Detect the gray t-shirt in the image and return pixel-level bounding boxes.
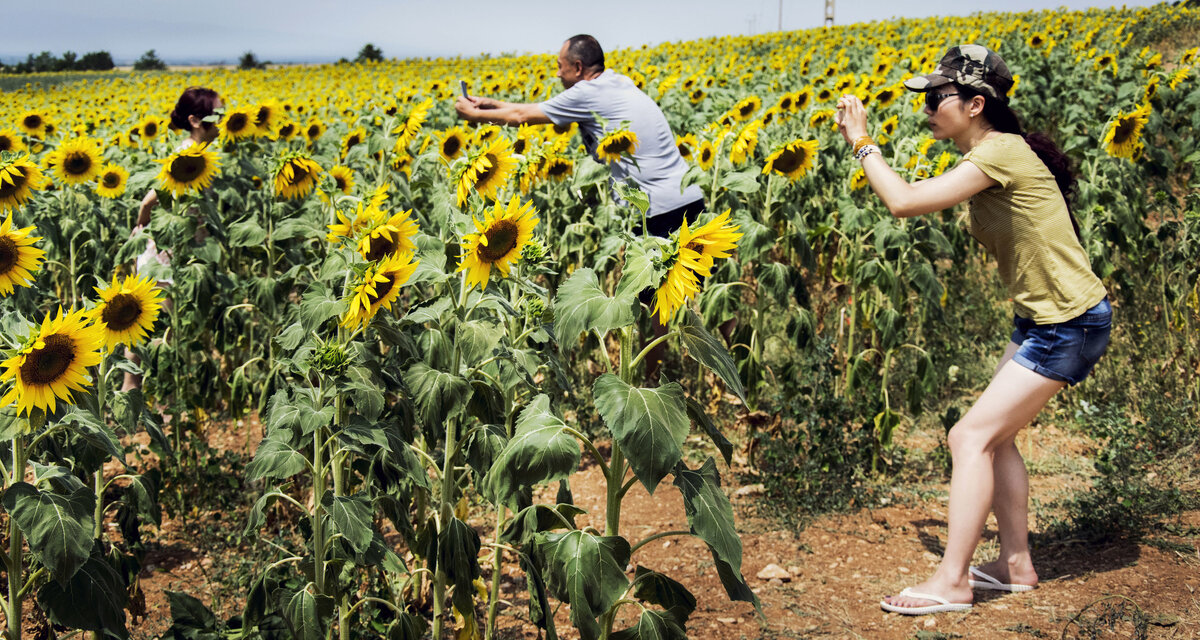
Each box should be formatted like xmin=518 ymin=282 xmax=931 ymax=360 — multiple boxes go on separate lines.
xmin=540 ymin=69 xmax=704 ymax=217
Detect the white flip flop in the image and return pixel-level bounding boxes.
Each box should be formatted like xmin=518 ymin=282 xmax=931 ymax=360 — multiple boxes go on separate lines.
xmin=969 ymin=566 xmax=1036 ymax=592
xmin=880 ymin=588 xmax=973 ymax=615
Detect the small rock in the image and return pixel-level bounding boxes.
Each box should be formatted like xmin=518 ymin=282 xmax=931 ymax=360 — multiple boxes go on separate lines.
xmin=717 ymin=617 xmax=736 ymax=624
xmin=769 ymin=578 xmax=783 ymax=585
xmin=787 ymin=565 xmax=802 ymax=576
xmin=924 ymin=617 xmax=937 ymax=628
xmin=756 ymin=564 xmax=791 ymax=581
xmin=734 ymin=484 xmax=765 ymax=497
xmin=662 ymin=540 xmax=671 ymax=548
xmin=898 ymin=567 xmax=910 ymax=573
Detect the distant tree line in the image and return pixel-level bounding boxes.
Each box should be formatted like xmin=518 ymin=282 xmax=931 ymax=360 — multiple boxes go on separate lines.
xmin=1 ymin=50 xmax=115 ymax=74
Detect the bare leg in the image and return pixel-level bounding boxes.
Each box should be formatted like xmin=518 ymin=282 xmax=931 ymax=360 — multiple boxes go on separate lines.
xmin=884 ymin=352 xmax=1063 ymax=608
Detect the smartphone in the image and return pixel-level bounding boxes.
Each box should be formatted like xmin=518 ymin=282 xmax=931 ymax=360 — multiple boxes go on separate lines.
xmin=460 ymin=80 xmax=469 ymax=99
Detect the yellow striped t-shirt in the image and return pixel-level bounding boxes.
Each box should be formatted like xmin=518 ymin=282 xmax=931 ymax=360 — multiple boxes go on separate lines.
xmin=964 ymin=133 xmax=1106 ymax=323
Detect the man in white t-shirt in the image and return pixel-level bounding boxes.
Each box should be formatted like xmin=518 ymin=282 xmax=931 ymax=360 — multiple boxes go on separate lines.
xmin=454 ymin=34 xmax=705 ymax=236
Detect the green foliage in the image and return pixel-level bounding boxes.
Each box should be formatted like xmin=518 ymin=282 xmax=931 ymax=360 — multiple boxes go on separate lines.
xmin=132 ymin=49 xmax=168 ymax=71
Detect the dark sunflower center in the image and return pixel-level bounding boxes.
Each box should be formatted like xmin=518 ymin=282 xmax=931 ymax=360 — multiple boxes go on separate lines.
xmin=366 ymin=274 xmax=398 ymax=306
xmin=442 ymin=136 xmax=461 ymax=156
xmin=23 ymin=115 xmax=42 ymax=130
xmin=884 ymin=121 xmax=896 ymax=135
xmin=796 ymin=95 xmax=810 ymax=109
xmin=288 ymin=162 xmax=310 ymax=185
xmin=818 ymin=89 xmax=832 ymax=100
xmin=701 ymin=148 xmax=713 ymax=162
xmin=227 ymin=113 xmax=249 ymax=132
xmin=878 ymin=90 xmax=894 ymax=103
xmin=738 ymin=102 xmax=756 ymax=117
xmin=255 ymin=107 xmax=271 ymax=126
xmin=691 ymin=90 xmax=703 ymax=100
xmin=547 ymin=160 xmax=569 ymax=176
xmin=1113 ymin=118 xmax=1138 ymax=144
xmin=307 ymin=125 xmax=321 ymax=139
xmin=513 ymin=138 xmax=526 ymax=155
xmin=334 ymin=174 xmax=348 ymax=191
xmin=64 ymin=151 xmax=92 ymax=176
xmin=0 ymin=167 xmax=25 ymax=199
xmin=169 ymin=155 xmax=207 ymax=183
xmin=20 ymin=333 xmax=75 ymax=385
xmin=0 ymin=236 xmax=17 ymax=273
xmin=780 ymin=97 xmax=793 ymax=110
xmin=0 ymin=136 xmax=12 ymax=151
xmin=144 ymin=122 xmax=158 ymax=137
xmin=772 ymin=148 xmax=804 ymax=173
xmin=603 ymin=137 xmax=632 ymax=155
xmin=102 ymin=292 xmax=143 ymax=331
xmin=102 ymin=172 xmax=121 ymax=188
xmin=473 ymin=153 xmax=498 ymax=187
xmin=477 ymin=220 xmax=519 ymax=262
xmin=280 ymin=124 xmax=295 ymax=137
xmin=365 ymin=233 xmax=396 ymax=262
xmin=347 ymin=135 xmax=362 ymax=148
xmin=678 ymin=143 xmax=692 ymax=158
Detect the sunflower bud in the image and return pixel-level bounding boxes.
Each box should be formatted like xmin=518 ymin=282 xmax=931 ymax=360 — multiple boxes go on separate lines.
xmin=307 ymin=342 xmax=351 ymax=378
xmin=523 ymin=296 xmax=547 ymax=323
xmin=519 ymin=237 xmax=547 ymax=266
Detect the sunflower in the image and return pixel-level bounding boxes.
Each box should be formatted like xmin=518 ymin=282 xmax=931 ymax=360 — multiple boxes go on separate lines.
xmin=329 ymin=165 xmax=355 ymax=194
xmin=0 ymin=154 xmax=48 ymax=212
xmin=94 ymin=163 xmax=129 ymax=199
xmin=730 ymin=95 xmax=761 ymax=122
xmin=1027 ymin=33 xmax=1048 ymax=49
xmin=0 ymin=307 xmax=104 ymax=416
xmin=933 ymin=151 xmax=955 ymax=176
xmin=138 ymin=116 xmax=165 ymax=142
xmin=89 ymin=274 xmax=163 ymax=351
xmin=341 ymin=251 xmax=419 ymax=329
xmin=878 ymin=115 xmax=899 ymax=143
xmin=728 ymin=121 xmax=761 ymax=165
xmin=762 ymin=139 xmax=820 ymax=180
xmin=815 ymin=87 xmax=835 ymax=103
xmin=873 ymin=85 xmax=901 ymax=108
xmin=457 ymin=195 xmax=539 ymax=290
xmin=675 ymin=133 xmax=698 ymax=161
xmin=1181 ymin=47 xmax=1199 ymax=67
xmin=18 ymin=111 xmax=48 ymax=137
xmin=454 ymin=137 xmax=517 ymax=206
xmin=850 ymin=168 xmax=868 ymax=191
xmin=652 ymin=260 xmax=700 ymax=325
xmin=304 ymin=119 xmax=327 ymax=145
xmin=809 ymin=109 xmax=835 ymax=128
xmin=1094 ymin=52 xmax=1118 ymax=76
xmin=541 ymin=156 xmax=573 ymax=181
xmin=1103 ymin=103 xmax=1151 ymax=159
xmin=1007 ymin=74 xmax=1020 ymax=98
xmin=473 ymin=124 xmax=502 ymax=146
xmin=597 ymin=129 xmax=638 ymax=164
xmin=253 ymin=101 xmax=280 ymax=135
xmin=0 ymin=130 xmax=26 ymax=154
xmin=0 ymin=215 xmax=45 ymax=295
xmin=276 ymin=121 xmax=299 ymax=140
xmin=357 ymin=208 xmax=419 ymax=261
xmin=439 ymin=127 xmax=469 ymax=163
xmin=511 ymin=125 xmax=538 ymax=156
xmin=341 ymin=127 xmax=367 ymax=158
xmin=390 ymin=152 xmax=413 ymax=177
xmin=221 ymin=106 xmax=258 ymax=141
xmin=392 ymin=99 xmax=431 ymax=151
xmin=689 ymin=88 xmax=706 ymax=104
xmin=676 ymin=209 xmax=743 ymax=278
xmin=326 ymin=202 xmax=375 ymax=245
xmin=1169 ymin=66 xmax=1190 ymax=90
xmin=46 ymin=136 xmax=103 ymax=185
xmin=697 ymin=139 xmax=716 ymax=170
xmin=156 ymin=143 xmax=221 ymax=197
xmin=776 ymin=92 xmax=796 ymax=113
xmin=272 ymin=151 xmax=323 ymax=200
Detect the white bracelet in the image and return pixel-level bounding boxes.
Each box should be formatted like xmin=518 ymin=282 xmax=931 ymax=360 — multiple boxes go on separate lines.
xmin=855 ymin=144 xmax=881 ymax=161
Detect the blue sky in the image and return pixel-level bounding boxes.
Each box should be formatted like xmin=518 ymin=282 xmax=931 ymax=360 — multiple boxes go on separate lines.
xmin=3 ymin=0 xmax=1163 ymax=65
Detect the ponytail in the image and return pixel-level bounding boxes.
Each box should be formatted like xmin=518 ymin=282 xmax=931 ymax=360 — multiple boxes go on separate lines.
xmin=957 ymin=84 xmax=1080 ymax=237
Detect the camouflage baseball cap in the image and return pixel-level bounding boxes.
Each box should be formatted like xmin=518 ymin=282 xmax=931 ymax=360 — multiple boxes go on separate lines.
xmin=904 ymin=44 xmax=1014 ymax=101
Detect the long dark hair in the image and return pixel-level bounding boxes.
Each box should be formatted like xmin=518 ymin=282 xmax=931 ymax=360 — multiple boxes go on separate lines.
xmin=169 ymin=86 xmax=219 ymax=132
xmin=956 ymin=84 xmax=1080 ymax=236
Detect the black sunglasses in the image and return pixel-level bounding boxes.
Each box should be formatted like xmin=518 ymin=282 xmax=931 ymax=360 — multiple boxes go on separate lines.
xmin=925 ymin=91 xmax=960 ymax=111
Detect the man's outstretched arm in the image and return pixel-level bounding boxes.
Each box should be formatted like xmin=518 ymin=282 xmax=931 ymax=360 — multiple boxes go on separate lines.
xmin=455 ymin=96 xmax=553 ymax=126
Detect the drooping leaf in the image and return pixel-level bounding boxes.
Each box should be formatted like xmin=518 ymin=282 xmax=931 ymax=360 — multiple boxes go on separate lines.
xmin=457 ymin=316 xmax=504 ymax=365
xmin=321 ymin=491 xmax=375 ymax=554
xmin=501 ymin=503 xmax=587 ymax=545
xmin=61 ymin=407 xmax=123 ymax=460
xmin=402 ymin=362 xmax=470 ymax=428
xmin=681 ymin=310 xmax=746 ymax=405
xmin=673 ymin=458 xmax=758 ymax=607
xmin=610 ymin=609 xmax=688 ymax=640
xmin=593 ymin=375 xmax=689 ymax=494
xmin=438 ymin=517 xmax=482 ymax=614
xmin=275 ymin=584 xmax=333 ymax=640
xmin=554 ymin=267 xmax=634 ymax=344
xmin=483 ymin=394 xmax=580 ymax=510
xmin=2 ymin=482 xmax=94 ymax=582
xmin=37 ymin=546 xmax=128 ymax=637
xmin=165 ymin=591 xmax=221 ymax=639
xmin=631 ymin=566 xmax=697 ymax=622
xmin=538 ymin=530 xmax=631 ymax=640
xmin=246 ymin=431 xmax=310 ymax=481
xmin=684 ymin=397 xmax=732 ymax=466
xmin=614 ymin=238 xmax=665 ymax=302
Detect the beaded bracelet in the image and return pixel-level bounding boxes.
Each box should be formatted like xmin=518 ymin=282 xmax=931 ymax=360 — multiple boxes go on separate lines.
xmin=855 ymin=144 xmax=881 ymax=160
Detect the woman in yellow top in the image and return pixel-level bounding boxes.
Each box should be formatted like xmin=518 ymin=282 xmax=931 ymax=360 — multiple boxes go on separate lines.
xmin=835 ymin=45 xmax=1111 ymax=615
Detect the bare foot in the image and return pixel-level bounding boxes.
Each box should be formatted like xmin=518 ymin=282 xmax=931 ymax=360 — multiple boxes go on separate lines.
xmin=974 ymin=556 xmax=1038 ymax=589
xmin=882 ymin=575 xmax=973 ymax=610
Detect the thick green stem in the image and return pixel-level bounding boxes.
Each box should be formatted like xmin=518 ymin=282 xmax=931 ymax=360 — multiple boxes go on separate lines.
xmin=332 ymin=386 xmax=349 ymax=640
xmin=312 ymin=424 xmax=327 ymax=597
xmin=484 ymin=509 xmax=505 ymax=640
xmin=93 ymin=356 xmax=110 ymax=539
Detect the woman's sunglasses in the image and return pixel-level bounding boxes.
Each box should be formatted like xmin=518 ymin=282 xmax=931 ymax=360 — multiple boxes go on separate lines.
xmin=925 ymin=91 xmax=960 ymax=111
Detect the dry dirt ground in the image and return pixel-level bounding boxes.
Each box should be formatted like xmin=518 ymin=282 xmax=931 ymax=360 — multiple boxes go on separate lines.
xmin=89 ymin=412 xmax=1200 ymax=640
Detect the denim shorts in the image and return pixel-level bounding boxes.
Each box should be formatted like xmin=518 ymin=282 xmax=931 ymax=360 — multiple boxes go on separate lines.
xmin=1010 ymin=297 xmax=1112 ymax=385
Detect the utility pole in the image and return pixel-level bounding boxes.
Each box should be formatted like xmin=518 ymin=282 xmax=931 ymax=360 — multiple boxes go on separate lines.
xmin=824 ymin=0 xmax=835 ymax=27
xmin=778 ymin=0 xmax=783 ymax=31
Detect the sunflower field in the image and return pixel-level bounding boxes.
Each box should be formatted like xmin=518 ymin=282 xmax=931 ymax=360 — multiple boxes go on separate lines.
xmin=0 ymin=3 xmax=1198 ymax=639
